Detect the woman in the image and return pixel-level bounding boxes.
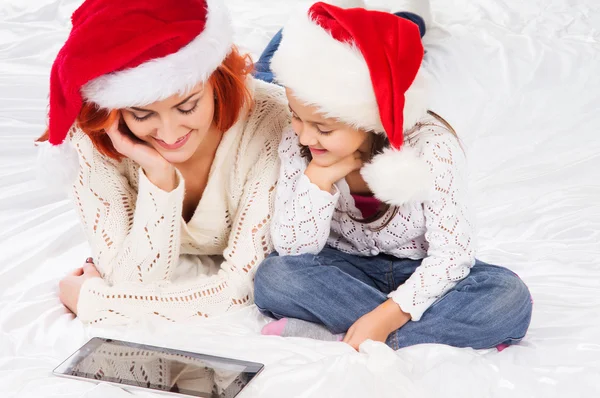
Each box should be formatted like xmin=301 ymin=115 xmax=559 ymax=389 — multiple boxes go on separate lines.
xmin=39 ymin=0 xmax=289 ymax=324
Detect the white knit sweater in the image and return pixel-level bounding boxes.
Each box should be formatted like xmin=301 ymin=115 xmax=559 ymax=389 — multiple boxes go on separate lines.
xmin=272 ymin=115 xmax=476 ymax=321
xmin=70 ymin=78 xmax=289 ymax=325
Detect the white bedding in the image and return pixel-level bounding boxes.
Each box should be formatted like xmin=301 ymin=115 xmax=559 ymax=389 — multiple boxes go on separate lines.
xmin=1 ymin=0 xmax=599 ymax=397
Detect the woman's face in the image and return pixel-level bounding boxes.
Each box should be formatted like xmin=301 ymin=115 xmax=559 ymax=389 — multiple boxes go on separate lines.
xmin=121 ymin=81 xmax=216 ymax=164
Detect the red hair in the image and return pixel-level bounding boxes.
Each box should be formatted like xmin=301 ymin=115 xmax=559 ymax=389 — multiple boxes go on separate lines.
xmin=38 ymin=47 xmax=254 ymax=161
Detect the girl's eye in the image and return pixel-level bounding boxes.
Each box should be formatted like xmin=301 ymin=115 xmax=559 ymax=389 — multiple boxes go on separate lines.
xmin=291 ymin=113 xmax=300 ymax=120
xmin=131 ymin=112 xmax=152 ymax=122
xmin=178 ymin=102 xmax=198 ymax=115
xmin=317 ymin=128 xmax=333 ymax=136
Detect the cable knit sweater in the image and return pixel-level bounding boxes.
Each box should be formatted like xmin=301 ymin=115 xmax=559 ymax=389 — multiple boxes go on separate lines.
xmin=70 ymin=78 xmax=289 ymax=324
xmin=271 ymin=115 xmax=476 ymax=321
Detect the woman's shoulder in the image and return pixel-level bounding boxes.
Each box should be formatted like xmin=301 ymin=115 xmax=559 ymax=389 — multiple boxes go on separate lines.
xmin=251 ymin=78 xmax=289 ymax=112
xmin=233 ymin=79 xmax=290 ymax=161
xmin=66 ymin=124 xmax=138 ymax=184
xmin=67 ymin=124 xmax=90 ymax=146
xmin=67 ymin=125 xmax=106 ymax=158
xmin=243 ymin=78 xmax=290 ymax=142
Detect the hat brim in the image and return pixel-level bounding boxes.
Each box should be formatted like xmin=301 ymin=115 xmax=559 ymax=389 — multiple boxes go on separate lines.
xmin=270 ymin=9 xmax=429 ymax=133
xmin=81 ymin=0 xmax=232 ymax=109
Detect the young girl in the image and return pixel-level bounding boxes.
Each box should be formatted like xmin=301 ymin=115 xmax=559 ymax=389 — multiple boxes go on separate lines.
xmin=253 ymin=1 xmax=533 ymax=351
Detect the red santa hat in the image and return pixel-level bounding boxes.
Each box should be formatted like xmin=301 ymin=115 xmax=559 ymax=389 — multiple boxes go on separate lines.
xmin=38 ymin=0 xmax=232 ymax=187
xmin=270 ymin=1 xmax=432 ymax=206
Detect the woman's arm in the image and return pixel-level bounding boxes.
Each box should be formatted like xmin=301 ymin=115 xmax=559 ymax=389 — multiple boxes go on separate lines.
xmin=69 ymin=127 xmax=184 ymax=284
xmin=74 ymin=131 xmax=280 ymax=324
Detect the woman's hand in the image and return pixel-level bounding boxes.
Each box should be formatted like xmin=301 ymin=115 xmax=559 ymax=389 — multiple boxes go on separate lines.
xmin=105 ymin=116 xmax=176 ymax=191
xmin=58 ymin=258 xmax=101 ymax=315
xmin=343 ymin=299 xmax=411 ymax=351
xmin=305 ymin=152 xmax=363 ymax=192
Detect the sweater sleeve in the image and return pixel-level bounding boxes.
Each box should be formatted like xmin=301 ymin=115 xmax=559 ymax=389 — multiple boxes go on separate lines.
xmin=270 ymin=127 xmax=338 ymax=255
xmin=69 ymin=127 xmax=184 ymax=284
xmin=388 ymin=131 xmax=476 ymax=321
xmin=75 ymin=128 xmax=280 ymax=325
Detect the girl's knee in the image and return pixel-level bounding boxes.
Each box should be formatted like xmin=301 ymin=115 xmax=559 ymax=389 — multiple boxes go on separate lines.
xmin=473 ymin=264 xmax=531 ymax=309
xmin=488 ymin=270 xmax=533 ymax=329
xmin=499 ymin=271 xmax=531 ymax=306
xmin=254 ymin=253 xmax=304 ymax=306
xmin=461 ymin=271 xmax=532 ymax=347
xmin=254 ymin=253 xmax=320 ymax=310
xmin=254 ymin=255 xmax=285 ymax=294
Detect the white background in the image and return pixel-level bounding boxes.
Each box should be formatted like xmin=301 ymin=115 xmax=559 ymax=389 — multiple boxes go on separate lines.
xmin=1 ymin=0 xmax=599 ymax=397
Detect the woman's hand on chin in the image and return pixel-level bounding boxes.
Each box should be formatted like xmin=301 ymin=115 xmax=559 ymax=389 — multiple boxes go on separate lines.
xmin=105 ymin=116 xmax=176 ymax=191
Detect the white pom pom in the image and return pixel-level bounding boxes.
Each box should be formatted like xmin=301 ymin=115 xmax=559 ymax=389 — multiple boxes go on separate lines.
xmin=36 ymin=141 xmax=80 ymax=192
xmin=360 ymin=146 xmax=432 ymax=206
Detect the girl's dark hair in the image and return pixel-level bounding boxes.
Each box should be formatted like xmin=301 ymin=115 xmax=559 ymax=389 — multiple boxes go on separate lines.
xmin=298 ymin=110 xmax=458 ymax=229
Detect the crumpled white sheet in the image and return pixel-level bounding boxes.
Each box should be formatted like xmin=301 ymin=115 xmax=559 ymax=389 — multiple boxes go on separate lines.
xmin=1 ymin=0 xmax=600 ymax=397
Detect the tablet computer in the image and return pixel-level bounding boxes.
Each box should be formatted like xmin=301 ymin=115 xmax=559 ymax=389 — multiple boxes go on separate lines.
xmin=53 ymin=337 xmax=264 ymax=398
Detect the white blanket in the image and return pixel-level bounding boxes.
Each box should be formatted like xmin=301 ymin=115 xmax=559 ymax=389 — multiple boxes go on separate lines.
xmin=1 ymin=0 xmax=599 ymax=397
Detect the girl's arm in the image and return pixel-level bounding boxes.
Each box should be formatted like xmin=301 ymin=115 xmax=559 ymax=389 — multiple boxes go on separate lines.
xmin=389 ymin=129 xmax=476 ymax=321
xmin=75 ymin=137 xmax=280 ymax=324
xmin=270 ymin=127 xmax=338 ymax=255
xmin=69 ymin=127 xmax=184 ymax=284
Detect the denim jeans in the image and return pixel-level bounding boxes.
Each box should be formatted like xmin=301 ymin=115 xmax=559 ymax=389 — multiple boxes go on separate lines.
xmin=253 ymin=12 xmax=427 ymax=85
xmin=254 ymin=247 xmax=533 ymax=350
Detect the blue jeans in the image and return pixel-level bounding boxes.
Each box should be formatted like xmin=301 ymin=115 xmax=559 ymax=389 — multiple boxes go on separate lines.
xmin=254 ymin=247 xmax=533 ymax=350
xmin=253 ymin=12 xmax=427 ymax=85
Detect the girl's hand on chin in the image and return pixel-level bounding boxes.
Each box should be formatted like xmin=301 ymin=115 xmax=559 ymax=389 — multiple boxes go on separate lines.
xmin=305 ymin=152 xmax=363 ymax=192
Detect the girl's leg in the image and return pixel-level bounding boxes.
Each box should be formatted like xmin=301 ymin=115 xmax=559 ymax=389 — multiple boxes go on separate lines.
xmin=253 ymin=6 xmax=427 ymax=85
xmin=386 ymin=260 xmax=533 ymax=350
xmin=253 ymin=30 xmax=283 ymax=84
xmin=254 ymin=247 xmax=395 ymax=334
xmin=394 ymin=12 xmax=426 ymax=38
xmin=388 ymin=0 xmax=432 ymax=32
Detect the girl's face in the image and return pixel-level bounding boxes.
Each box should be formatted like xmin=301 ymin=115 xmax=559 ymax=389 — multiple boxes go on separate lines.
xmin=121 ymin=81 xmax=216 ymax=164
xmin=286 ymin=88 xmax=372 ymax=167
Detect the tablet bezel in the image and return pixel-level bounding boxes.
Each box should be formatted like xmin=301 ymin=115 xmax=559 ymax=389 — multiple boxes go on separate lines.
xmin=53 ymin=337 xmax=264 ymax=398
